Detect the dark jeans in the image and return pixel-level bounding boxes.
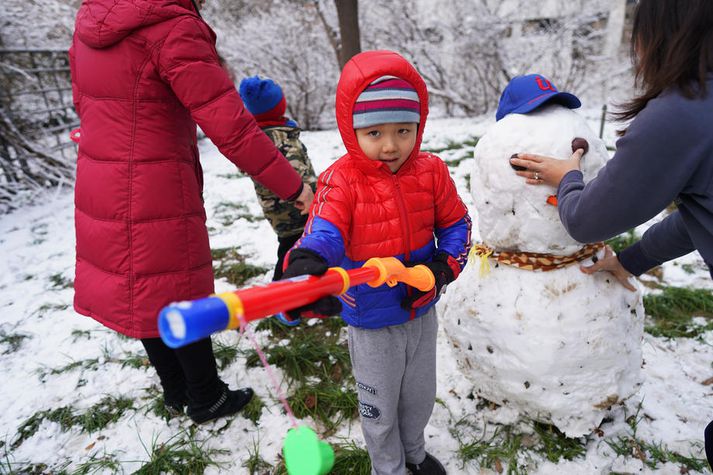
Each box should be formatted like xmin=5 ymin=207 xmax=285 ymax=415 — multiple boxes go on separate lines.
xmin=141 ymin=337 xmax=222 ymax=406
xmin=273 ymin=233 xmax=302 ymax=281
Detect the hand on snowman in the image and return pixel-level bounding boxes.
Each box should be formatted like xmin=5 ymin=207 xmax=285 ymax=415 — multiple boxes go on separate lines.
xmin=401 ymin=253 xmax=459 ymax=310
xmin=580 ymin=245 xmax=637 ymax=292
xmin=509 ymin=138 xmax=588 ymax=188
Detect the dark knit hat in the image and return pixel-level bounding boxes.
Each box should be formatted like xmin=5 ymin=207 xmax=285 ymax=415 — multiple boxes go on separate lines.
xmin=353 ymin=76 xmax=420 ymax=129
xmin=238 ymin=75 xmax=287 ymax=121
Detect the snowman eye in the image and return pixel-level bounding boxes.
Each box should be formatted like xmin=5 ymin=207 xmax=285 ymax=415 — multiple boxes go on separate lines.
xmin=571 ymin=137 xmax=589 ymax=154
xmin=509 ymin=154 xmax=527 ymax=171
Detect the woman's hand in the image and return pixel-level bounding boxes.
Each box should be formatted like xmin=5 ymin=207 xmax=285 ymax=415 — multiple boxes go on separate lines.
xmin=509 ymin=148 xmax=585 ymax=188
xmin=580 ymin=245 xmax=637 ymax=292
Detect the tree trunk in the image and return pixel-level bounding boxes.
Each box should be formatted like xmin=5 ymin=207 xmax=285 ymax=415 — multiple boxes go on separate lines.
xmin=334 ymin=0 xmax=361 ymax=70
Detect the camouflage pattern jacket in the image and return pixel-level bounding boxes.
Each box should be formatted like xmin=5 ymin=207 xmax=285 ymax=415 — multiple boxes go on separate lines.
xmin=253 ymin=126 xmax=318 ymax=238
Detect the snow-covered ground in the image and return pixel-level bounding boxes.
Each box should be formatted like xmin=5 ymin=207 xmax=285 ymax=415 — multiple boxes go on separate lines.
xmin=1 ymin=114 xmax=712 ymax=474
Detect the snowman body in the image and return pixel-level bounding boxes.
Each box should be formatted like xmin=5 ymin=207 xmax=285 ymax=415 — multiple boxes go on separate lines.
xmin=442 ymin=105 xmax=644 ymax=437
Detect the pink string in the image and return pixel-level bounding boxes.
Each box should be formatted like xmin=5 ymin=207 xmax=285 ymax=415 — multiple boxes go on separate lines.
xmin=240 ymin=319 xmax=298 ymax=428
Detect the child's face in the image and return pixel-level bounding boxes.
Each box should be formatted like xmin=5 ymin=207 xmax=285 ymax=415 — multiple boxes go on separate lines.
xmin=355 ymin=122 xmax=418 ymax=173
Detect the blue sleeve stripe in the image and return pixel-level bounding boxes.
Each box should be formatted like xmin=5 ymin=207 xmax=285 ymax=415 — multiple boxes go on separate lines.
xmin=436 ymin=215 xmax=472 ymax=270
xmin=296 ymin=216 xmax=345 ymax=266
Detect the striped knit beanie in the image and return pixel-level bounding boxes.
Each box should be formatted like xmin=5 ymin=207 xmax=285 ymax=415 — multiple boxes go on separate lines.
xmin=353 ymin=76 xmax=420 ymax=129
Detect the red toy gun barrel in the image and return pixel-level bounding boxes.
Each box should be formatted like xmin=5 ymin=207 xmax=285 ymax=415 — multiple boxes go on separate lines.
xmin=158 ymin=257 xmax=434 ymax=348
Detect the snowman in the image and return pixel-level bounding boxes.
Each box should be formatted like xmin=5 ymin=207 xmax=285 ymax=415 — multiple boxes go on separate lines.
xmin=441 ymin=74 xmax=644 ymax=437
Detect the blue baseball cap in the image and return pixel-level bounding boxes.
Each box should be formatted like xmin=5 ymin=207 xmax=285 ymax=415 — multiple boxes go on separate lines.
xmin=495 ymin=74 xmax=581 ymax=121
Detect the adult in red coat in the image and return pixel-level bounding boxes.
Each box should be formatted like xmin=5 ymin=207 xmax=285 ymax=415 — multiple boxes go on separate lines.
xmin=69 ymin=0 xmax=313 ymax=423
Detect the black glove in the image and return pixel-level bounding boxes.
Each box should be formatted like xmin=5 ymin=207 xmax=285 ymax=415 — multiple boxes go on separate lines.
xmin=281 ymin=248 xmax=342 ymax=320
xmin=401 ymin=253 xmax=458 ymax=310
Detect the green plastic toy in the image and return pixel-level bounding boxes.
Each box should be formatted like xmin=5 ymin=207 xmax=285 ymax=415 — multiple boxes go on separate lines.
xmin=283 ymin=425 xmax=335 ymax=475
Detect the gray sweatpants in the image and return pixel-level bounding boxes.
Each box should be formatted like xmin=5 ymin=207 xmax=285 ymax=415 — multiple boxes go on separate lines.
xmin=347 ymin=307 xmax=438 ymax=475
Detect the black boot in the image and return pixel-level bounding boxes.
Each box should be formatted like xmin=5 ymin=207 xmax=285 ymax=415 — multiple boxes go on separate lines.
xmin=705 ymin=419 xmax=713 ymax=470
xmin=163 ymin=389 xmax=189 ymax=417
xmin=187 ymin=384 xmax=254 ymax=424
xmin=406 ymin=452 xmax=446 ymax=475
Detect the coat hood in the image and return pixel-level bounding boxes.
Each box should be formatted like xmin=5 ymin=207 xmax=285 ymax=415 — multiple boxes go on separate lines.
xmin=335 ymin=50 xmax=429 ymax=172
xmin=75 ymin=0 xmax=198 ymax=48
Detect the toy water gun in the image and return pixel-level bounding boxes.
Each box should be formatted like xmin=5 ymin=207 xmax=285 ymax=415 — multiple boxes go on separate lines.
xmin=158 ymin=256 xmax=435 ymax=349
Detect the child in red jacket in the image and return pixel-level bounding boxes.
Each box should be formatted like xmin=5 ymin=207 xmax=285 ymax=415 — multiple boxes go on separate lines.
xmin=282 ymin=51 xmax=471 ymax=475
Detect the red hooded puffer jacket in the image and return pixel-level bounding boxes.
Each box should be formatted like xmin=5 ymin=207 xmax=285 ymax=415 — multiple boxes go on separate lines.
xmin=69 ymin=0 xmax=302 ymax=338
xmin=316 ymin=50 xmax=467 ymax=261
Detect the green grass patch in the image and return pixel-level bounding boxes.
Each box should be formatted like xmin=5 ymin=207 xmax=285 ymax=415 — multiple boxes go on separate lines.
xmin=217 ymin=172 xmax=246 ymax=179
xmin=445 ymin=153 xmax=472 ymax=168
xmin=0 ymin=331 xmax=30 ymax=354
xmin=643 ymin=286 xmax=713 ymax=338
xmin=532 ymin=422 xmax=586 ymax=463
xmin=332 ymin=441 xmax=371 ymax=474
xmin=140 ymin=385 xmax=183 ymax=422
xmin=212 ymin=340 xmax=239 ymax=370
xmin=606 ymin=436 xmax=708 ymax=472
xmin=681 ymin=263 xmax=696 ymax=274
xmin=605 ymin=229 xmax=638 ymax=253
xmin=248 ymin=316 xmax=354 ymax=431
xmin=423 ymin=136 xmax=479 ymax=154
xmin=288 ymin=380 xmax=358 ymax=432
xmin=13 ymin=396 xmax=134 ymax=449
xmin=242 ymin=437 xmax=274 ymax=474
xmin=34 ymin=302 xmax=70 ymax=317
xmin=452 ymin=418 xmax=586 ymax=474
xmin=134 ymin=429 xmax=229 ymax=474
xmin=212 ymin=247 xmax=269 ymax=287
xmin=48 ymin=272 xmax=73 ymax=289
xmin=0 ymin=461 xmax=69 ymax=474
xmin=254 ymin=313 xmax=346 ymax=337
xmin=243 ymin=332 xmax=351 ymax=385
xmin=72 ymin=452 xmax=122 ymax=474
xmin=213 ymin=201 xmax=260 ymax=226
xmin=116 ymin=351 xmax=151 ymax=369
xmin=241 ymin=394 xmax=265 ymax=425
xmin=42 ymin=357 xmax=100 ymax=378
xmin=455 ymin=423 xmax=528 ymax=474
xmin=30 ymin=223 xmax=48 ymax=245
xmin=39 ymin=351 xmax=150 ymax=380
xmin=604 ymin=404 xmax=707 ymax=472
xmin=70 ymin=329 xmax=92 ymax=341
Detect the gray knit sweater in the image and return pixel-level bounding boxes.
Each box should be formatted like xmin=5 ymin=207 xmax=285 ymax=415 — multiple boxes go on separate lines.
xmin=557 ymin=78 xmax=713 ymax=278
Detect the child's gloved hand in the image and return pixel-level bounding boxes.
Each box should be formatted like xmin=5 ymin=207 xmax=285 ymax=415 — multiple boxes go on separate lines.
xmin=401 ymin=253 xmax=460 ymax=310
xmin=281 ymin=248 xmax=342 ymax=321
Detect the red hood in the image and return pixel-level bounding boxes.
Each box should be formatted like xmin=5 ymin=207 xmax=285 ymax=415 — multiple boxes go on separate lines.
xmin=336 ymin=50 xmax=429 ymax=173
xmin=75 ymin=0 xmax=199 ymax=48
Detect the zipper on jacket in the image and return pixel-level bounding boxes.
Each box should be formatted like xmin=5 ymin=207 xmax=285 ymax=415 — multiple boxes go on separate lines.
xmin=392 ymin=175 xmax=417 ymax=319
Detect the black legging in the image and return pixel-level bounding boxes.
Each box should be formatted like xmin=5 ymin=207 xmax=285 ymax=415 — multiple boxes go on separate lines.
xmin=705 ymin=420 xmax=713 ymax=470
xmin=141 ymin=337 xmax=222 ymax=406
xmin=273 ymin=233 xmax=303 ymax=281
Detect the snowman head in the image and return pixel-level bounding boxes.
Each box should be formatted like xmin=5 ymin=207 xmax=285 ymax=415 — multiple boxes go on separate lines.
xmin=472 ymin=78 xmax=608 ymax=255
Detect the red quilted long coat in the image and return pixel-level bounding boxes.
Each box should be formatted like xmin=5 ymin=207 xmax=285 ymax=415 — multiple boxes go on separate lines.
xmin=69 ymin=0 xmax=302 ymax=338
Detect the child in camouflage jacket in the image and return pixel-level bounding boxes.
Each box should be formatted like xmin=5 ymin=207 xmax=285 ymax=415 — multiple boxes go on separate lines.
xmin=238 ymin=76 xmax=318 ymax=283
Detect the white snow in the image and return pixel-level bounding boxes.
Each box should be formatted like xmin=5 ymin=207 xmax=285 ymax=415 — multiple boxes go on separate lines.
xmin=0 ymin=115 xmax=711 ymax=473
